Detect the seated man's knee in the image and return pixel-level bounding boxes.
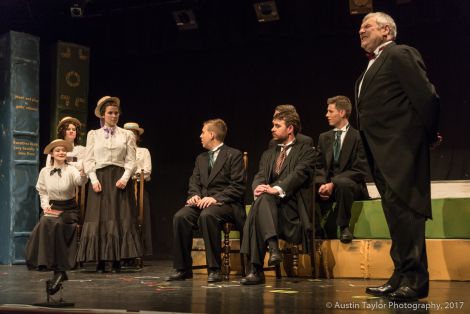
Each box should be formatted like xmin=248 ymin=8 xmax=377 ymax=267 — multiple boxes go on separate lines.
xmin=334 ymin=178 xmax=355 ymax=191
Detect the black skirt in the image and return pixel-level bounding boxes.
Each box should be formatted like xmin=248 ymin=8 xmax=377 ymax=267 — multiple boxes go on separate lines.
xmin=77 ymin=165 xmax=143 ymax=262
xmin=25 ymin=199 xmax=79 ymax=271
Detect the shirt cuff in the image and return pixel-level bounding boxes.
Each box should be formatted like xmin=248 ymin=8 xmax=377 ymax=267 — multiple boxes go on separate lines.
xmin=120 ymin=169 xmax=132 ymax=183
xmin=89 ymin=172 xmax=98 ymax=185
xmin=273 ymin=186 xmax=286 ymax=198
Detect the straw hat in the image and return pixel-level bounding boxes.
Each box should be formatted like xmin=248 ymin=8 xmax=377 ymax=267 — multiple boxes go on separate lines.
xmin=95 ymin=96 xmax=120 ymax=118
xmin=57 ymin=116 xmax=81 ymax=129
xmin=43 ymin=139 xmax=73 ymax=155
xmin=123 ymin=122 xmax=144 ymax=135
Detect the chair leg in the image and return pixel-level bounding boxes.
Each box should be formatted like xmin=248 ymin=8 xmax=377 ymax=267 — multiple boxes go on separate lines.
xmin=222 ymin=223 xmax=231 ymax=281
xmin=275 ymin=264 xmax=282 ymax=279
xmin=292 ymin=245 xmax=299 ymax=277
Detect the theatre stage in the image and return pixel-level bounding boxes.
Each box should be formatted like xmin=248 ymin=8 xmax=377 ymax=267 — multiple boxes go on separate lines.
xmin=0 ymin=260 xmax=469 ymax=314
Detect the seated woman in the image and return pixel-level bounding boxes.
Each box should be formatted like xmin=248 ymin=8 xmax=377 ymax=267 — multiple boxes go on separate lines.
xmin=25 ymin=139 xmax=87 ymax=295
xmin=46 ymin=116 xmax=86 ymax=171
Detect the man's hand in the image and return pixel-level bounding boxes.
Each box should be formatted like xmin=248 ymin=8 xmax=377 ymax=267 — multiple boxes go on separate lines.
xmin=92 ymin=182 xmax=102 ymax=193
xmin=254 ymin=184 xmax=279 ymax=196
xmin=197 ymin=197 xmax=217 ymax=209
xmin=430 ymin=132 xmax=443 ymax=150
xmin=186 ymin=195 xmax=201 ymax=206
xmin=318 ymin=183 xmax=334 ymax=200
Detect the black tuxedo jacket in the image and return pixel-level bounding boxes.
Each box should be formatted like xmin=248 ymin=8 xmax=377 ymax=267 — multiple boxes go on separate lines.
xmin=252 ymin=141 xmax=316 ymax=251
xmin=355 ymin=42 xmax=439 ymax=217
xmin=315 ymin=126 xmax=369 ymax=198
xmin=188 ymin=144 xmax=246 ymax=229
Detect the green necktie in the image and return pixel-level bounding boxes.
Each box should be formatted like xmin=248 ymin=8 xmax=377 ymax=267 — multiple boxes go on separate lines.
xmin=333 ymin=130 xmax=342 ymax=162
xmin=208 ymin=151 xmax=215 ymax=172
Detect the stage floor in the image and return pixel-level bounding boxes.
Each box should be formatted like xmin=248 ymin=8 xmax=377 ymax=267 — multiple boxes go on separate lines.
xmin=0 ymin=260 xmax=469 ymax=313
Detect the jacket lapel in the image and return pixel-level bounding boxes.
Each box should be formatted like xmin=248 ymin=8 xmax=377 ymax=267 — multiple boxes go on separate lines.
xmin=339 ymin=130 xmax=354 ymax=171
xmin=207 ymin=145 xmax=227 ymax=184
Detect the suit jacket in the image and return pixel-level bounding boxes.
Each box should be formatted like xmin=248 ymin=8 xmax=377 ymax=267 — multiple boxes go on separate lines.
xmin=252 ymin=141 xmax=316 ymax=251
xmin=269 ymin=132 xmax=314 ymax=148
xmin=355 ymin=42 xmax=439 ymax=218
xmin=188 ymin=144 xmax=246 ymax=230
xmin=315 ymin=126 xmax=369 ymax=199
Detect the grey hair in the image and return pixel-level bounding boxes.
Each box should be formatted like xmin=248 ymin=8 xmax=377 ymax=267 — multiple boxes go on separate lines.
xmin=363 ymin=12 xmax=397 ymax=39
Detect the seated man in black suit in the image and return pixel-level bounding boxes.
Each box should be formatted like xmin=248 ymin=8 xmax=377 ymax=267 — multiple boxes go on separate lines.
xmin=269 ymin=104 xmax=314 ymax=147
xmin=166 ymin=119 xmax=246 ymax=283
xmin=315 ymin=96 xmax=369 ymax=243
xmin=240 ymin=111 xmax=315 ymax=285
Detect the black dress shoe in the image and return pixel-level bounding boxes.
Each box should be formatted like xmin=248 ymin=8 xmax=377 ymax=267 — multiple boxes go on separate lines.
xmin=96 ymin=261 xmax=106 ymax=273
xmin=268 ymin=248 xmax=283 ymax=266
xmin=111 ymin=261 xmax=121 ymax=273
xmin=340 ymin=227 xmax=353 ymax=243
xmin=207 ymin=270 xmax=224 ymax=283
xmin=165 ymin=270 xmax=193 ymax=281
xmin=366 ymin=283 xmax=396 ymax=296
xmin=47 ymin=271 xmax=68 ymax=295
xmin=386 ymin=286 xmax=420 ymax=302
xmin=240 ymin=271 xmax=265 ymax=285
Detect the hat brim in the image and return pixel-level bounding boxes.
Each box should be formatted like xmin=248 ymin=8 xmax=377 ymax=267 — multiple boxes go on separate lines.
xmin=127 ymin=127 xmax=144 ymax=135
xmin=58 ymin=117 xmax=81 ymax=129
xmin=43 ymin=140 xmax=73 ymax=155
xmin=95 ymin=96 xmax=120 ymax=118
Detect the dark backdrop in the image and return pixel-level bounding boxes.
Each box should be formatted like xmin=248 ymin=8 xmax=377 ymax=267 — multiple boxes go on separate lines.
xmin=2 ymin=0 xmax=469 ymax=258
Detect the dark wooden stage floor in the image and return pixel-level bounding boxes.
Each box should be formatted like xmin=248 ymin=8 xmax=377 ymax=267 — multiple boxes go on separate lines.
xmin=0 ymin=260 xmax=468 ymax=313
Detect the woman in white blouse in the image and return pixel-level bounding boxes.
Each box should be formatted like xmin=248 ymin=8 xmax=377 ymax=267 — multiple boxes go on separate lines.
xmin=46 ymin=116 xmax=86 ymax=171
xmin=77 ymin=96 xmax=142 ymax=273
xmin=124 ymin=122 xmax=153 ymax=258
xmin=25 ymin=139 xmax=87 ymax=296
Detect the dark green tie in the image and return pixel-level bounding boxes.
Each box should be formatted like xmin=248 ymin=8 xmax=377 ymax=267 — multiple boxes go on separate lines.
xmin=333 ymin=130 xmax=342 ymax=162
xmin=208 ymin=151 xmax=215 ymax=172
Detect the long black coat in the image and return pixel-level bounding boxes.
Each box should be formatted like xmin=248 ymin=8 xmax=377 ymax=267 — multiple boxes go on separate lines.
xmin=355 ymin=42 xmax=439 ymax=218
xmin=251 ymin=141 xmax=316 ymax=252
xmin=187 ymin=144 xmax=246 ymax=230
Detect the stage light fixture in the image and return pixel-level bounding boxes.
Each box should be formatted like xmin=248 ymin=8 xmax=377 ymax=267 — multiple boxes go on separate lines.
xmin=70 ymin=3 xmax=84 ymax=17
xmin=173 ymin=9 xmax=198 ymax=30
xmin=253 ymin=1 xmax=280 ymax=23
xmin=349 ymin=0 xmax=373 ymax=15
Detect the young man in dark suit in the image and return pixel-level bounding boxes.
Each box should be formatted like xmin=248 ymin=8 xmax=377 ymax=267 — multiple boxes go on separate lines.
xmin=166 ymin=119 xmax=246 ymax=283
xmin=240 ymin=111 xmax=315 ymax=285
xmin=315 ymin=96 xmax=369 ymax=243
xmin=356 ymin=12 xmax=440 ymax=301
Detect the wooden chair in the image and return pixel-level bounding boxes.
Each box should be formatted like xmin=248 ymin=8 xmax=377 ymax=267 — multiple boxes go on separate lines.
xmin=133 ymin=169 xmax=145 ymax=268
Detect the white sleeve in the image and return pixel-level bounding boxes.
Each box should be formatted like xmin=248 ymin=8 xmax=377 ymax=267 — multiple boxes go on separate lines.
xmin=36 ymin=168 xmax=50 ymax=210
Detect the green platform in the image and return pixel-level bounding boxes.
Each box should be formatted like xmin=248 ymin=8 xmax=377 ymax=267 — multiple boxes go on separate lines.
xmin=227 ymin=199 xmax=470 ymax=239
xmin=350 ymin=198 xmax=470 ymax=239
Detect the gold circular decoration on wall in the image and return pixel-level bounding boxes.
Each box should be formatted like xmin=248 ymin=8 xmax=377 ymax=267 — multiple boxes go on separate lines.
xmin=65 ymin=71 xmax=81 ymax=87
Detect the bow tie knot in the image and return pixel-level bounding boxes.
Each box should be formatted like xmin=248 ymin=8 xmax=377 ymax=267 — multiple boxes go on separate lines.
xmin=366 ymin=52 xmax=377 ymax=60
xmin=103 ymin=126 xmax=115 ymax=139
xmin=50 ymin=168 xmax=62 ymax=177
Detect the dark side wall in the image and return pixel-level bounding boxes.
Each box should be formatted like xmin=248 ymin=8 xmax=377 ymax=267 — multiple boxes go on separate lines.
xmin=2 ymin=0 xmax=469 ymax=258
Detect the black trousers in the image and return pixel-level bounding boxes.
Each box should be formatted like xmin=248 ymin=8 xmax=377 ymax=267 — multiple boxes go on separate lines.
xmin=172 ymin=204 xmax=236 ymax=271
xmin=241 ymin=194 xmax=302 ymax=267
xmin=362 ymin=134 xmax=429 ymax=295
xmin=317 ymin=177 xmax=365 ymax=228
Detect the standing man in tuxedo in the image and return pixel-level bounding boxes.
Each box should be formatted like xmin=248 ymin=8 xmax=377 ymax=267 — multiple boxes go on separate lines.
xmin=240 ymin=111 xmax=315 ymax=285
xmin=315 ymin=96 xmax=369 ymax=243
xmin=356 ymin=12 xmax=440 ymax=301
xmin=166 ymin=119 xmax=246 ymax=283
xmin=269 ymin=104 xmax=314 ymax=147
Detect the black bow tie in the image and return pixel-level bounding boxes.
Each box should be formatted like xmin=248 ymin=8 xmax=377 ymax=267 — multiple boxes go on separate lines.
xmin=50 ymin=168 xmax=62 ymax=177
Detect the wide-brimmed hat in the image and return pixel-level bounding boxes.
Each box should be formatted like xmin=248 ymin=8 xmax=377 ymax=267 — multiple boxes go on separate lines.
xmin=123 ymin=122 xmax=144 ymax=135
xmin=95 ymin=96 xmax=120 ymax=118
xmin=57 ymin=116 xmax=81 ymax=129
xmin=43 ymin=139 xmax=73 ymax=155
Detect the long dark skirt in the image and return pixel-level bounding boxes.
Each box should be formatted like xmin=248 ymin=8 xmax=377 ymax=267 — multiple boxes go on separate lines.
xmin=77 ymin=165 xmax=142 ymax=262
xmin=25 ymin=199 xmax=79 ymax=271
xmin=142 ymin=189 xmax=153 ymax=256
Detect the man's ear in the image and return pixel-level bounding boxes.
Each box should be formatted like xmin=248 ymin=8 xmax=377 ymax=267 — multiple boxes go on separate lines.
xmin=287 ymin=124 xmax=294 ymax=134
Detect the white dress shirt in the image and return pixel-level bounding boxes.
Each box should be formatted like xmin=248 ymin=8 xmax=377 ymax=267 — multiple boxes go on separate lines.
xmin=36 ymin=164 xmax=87 ymax=210
xmin=46 ymin=145 xmax=86 ymax=171
xmin=358 ymin=40 xmax=393 ymax=97
xmin=133 ymin=147 xmax=152 ymax=181
xmin=84 ymin=126 xmax=136 ymax=185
